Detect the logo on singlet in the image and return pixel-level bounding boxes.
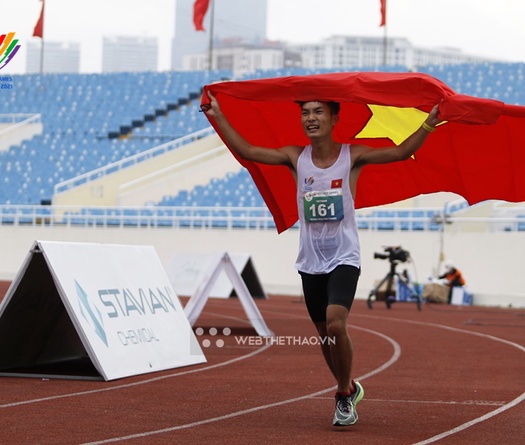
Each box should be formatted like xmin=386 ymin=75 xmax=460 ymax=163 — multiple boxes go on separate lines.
xmin=304 ymin=176 xmax=314 ymax=191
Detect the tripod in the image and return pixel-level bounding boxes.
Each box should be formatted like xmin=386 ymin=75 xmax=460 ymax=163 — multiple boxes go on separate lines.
xmin=367 ymin=260 xmax=422 ymax=310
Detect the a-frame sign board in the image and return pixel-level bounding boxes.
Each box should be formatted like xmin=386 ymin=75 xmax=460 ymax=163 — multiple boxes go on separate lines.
xmin=0 ymin=241 xmax=206 ymax=381
xmin=183 ymin=252 xmax=272 ymax=337
xmin=167 ymin=252 xmax=267 ymax=299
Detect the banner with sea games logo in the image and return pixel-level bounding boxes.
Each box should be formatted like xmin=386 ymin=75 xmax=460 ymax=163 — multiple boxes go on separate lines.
xmin=0 ymin=240 xmax=205 ymax=381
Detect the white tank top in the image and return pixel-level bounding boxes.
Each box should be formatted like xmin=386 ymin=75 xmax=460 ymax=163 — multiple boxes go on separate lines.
xmin=295 ymin=144 xmax=361 ymax=274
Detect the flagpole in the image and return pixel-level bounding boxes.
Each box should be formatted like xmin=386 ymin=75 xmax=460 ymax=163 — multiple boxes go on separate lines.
xmin=33 ymin=0 xmax=45 ymax=73
xmin=382 ymin=0 xmax=387 ymax=66
xmin=207 ymin=0 xmax=215 ymax=71
xmin=40 ymin=39 xmax=44 ymax=73
xmin=382 ymin=22 xmax=387 ymax=66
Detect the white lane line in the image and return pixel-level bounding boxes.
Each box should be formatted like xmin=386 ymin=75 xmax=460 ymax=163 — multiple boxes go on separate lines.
xmin=355 ymin=313 xmax=525 ymax=353
xmin=0 ymin=332 xmax=275 ymax=409
xmin=352 ymin=325 xmax=401 ymax=380
xmin=21 ymin=301 xmax=522 ymax=445
xmin=79 ymin=324 xmax=402 ymax=445
xmin=80 ymin=387 xmax=341 ymax=445
xmin=412 ymin=393 xmax=525 ymax=445
xmin=355 ymin=313 xmax=525 ymax=445
xmin=220 ymin=305 xmax=524 ymax=444
xmin=313 ymin=396 xmax=506 ymax=406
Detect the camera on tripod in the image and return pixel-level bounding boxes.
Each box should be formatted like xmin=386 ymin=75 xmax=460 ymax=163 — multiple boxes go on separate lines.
xmin=373 ymin=245 xmax=410 ymax=263
xmin=368 ymin=245 xmax=422 ymax=310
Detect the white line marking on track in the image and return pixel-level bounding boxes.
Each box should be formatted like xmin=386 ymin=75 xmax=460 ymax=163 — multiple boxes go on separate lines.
xmin=79 ymin=325 xmax=402 ymax=445
xmin=354 ymin=313 xmax=525 ymax=445
xmin=1 ymin=309 xmax=280 ymax=410
xmin=0 ymin=332 xmax=275 ymax=409
xmin=412 ymin=393 xmax=525 ymax=445
xmin=221 ymin=304 xmax=524 ymax=444
xmin=313 ymin=396 xmax=506 ymax=406
xmin=5 ymin=303 xmax=520 ymax=444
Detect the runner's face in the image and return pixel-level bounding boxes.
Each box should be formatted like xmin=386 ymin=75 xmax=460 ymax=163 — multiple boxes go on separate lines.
xmin=301 ymin=102 xmax=337 ymax=139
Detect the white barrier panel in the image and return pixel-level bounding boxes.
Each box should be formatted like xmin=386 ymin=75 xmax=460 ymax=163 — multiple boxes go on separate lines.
xmin=183 ymin=252 xmax=272 ymax=338
xmin=167 ymin=252 xmax=267 ymax=299
xmin=0 ymin=241 xmax=206 ymax=381
xmin=451 ymin=286 xmax=473 ymax=305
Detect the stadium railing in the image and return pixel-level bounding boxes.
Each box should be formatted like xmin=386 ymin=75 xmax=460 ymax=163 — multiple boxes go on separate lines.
xmin=1 ymin=204 xmax=524 ymax=232
xmin=53 ymin=126 xmax=216 ymax=194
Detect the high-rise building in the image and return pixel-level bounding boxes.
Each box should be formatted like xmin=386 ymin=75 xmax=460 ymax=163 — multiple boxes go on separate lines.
xmin=102 ymin=36 xmax=158 ymax=73
xmin=289 ymin=36 xmax=489 ymax=71
xmin=26 ymin=41 xmax=80 ymax=74
xmin=183 ymin=44 xmax=302 ymax=76
xmin=172 ymin=0 xmax=268 ymax=70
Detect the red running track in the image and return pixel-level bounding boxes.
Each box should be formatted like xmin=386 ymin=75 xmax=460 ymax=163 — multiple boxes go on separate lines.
xmin=0 ymin=281 xmax=523 ymax=445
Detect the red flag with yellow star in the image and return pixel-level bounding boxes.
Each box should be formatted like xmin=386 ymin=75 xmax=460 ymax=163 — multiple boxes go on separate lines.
xmin=201 ymin=72 xmax=525 ymax=233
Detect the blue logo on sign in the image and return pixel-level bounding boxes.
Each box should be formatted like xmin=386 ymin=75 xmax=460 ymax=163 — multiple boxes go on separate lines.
xmin=75 ymin=280 xmax=108 ymax=347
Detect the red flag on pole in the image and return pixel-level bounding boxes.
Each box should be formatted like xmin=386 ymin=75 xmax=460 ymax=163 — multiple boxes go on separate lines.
xmin=33 ymin=0 xmax=45 ymax=38
xmin=380 ymin=0 xmax=387 ymax=26
xmin=193 ymin=0 xmax=210 ymax=31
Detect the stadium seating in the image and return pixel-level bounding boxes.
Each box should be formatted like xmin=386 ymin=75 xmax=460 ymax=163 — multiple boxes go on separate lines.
xmin=420 ymin=62 xmax=525 ymax=104
xmin=159 ymin=170 xmax=265 ymax=208
xmin=2 ymin=63 xmax=525 ymax=229
xmin=0 ymin=70 xmax=232 ymax=204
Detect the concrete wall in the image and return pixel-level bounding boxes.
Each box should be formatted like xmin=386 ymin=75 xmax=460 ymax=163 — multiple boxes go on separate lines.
xmin=3 ymin=126 xmax=523 ymax=307
xmin=0 ymin=223 xmax=523 ymax=308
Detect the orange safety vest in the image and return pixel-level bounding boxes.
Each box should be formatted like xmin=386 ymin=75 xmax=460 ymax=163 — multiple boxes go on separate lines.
xmin=445 ymin=269 xmax=466 ymax=287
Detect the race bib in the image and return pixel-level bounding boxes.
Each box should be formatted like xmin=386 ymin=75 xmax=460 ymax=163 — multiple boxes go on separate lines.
xmin=303 ymin=189 xmax=344 ymax=222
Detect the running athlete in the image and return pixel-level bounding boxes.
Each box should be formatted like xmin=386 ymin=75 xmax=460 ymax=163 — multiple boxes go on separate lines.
xmin=202 ymin=90 xmax=441 ymax=426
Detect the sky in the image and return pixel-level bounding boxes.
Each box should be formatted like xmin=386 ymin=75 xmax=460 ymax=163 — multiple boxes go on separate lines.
xmin=2 ymin=0 xmax=525 ymax=74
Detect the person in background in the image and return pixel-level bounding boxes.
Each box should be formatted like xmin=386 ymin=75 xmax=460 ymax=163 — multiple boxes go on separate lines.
xmin=439 ymin=261 xmax=466 ymax=303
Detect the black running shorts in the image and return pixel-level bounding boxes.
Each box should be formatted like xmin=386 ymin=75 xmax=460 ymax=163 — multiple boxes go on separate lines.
xmin=299 ymin=265 xmax=360 ymax=322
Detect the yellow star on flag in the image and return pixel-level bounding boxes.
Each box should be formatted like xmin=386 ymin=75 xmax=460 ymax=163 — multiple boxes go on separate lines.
xmin=356 ymin=105 xmax=429 ymax=149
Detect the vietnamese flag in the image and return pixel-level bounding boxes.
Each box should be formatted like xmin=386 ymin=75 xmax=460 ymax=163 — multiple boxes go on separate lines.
xmin=331 ymin=179 xmax=343 ymax=189
xmin=380 ymin=0 xmax=387 ymax=26
xmin=201 ymin=72 xmax=525 ymax=233
xmin=193 ymin=0 xmax=210 ymax=31
xmin=33 ymin=0 xmax=45 ymax=38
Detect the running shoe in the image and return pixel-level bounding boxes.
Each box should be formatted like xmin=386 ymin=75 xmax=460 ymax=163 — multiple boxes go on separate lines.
xmin=350 ymin=380 xmax=364 ymax=407
xmin=333 ymin=393 xmax=358 ymax=426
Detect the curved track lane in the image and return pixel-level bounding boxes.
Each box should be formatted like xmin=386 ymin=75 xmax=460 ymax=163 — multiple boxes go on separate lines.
xmin=0 ymin=293 xmax=522 ymax=444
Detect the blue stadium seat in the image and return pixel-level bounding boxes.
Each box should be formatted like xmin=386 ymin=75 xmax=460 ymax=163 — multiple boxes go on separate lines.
xmin=3 ymin=63 xmax=525 ymax=232
xmin=376 ymin=210 xmax=395 ymax=230
xmin=0 ymin=70 xmax=232 ymax=205
xmin=517 ymin=215 xmax=525 ymax=231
